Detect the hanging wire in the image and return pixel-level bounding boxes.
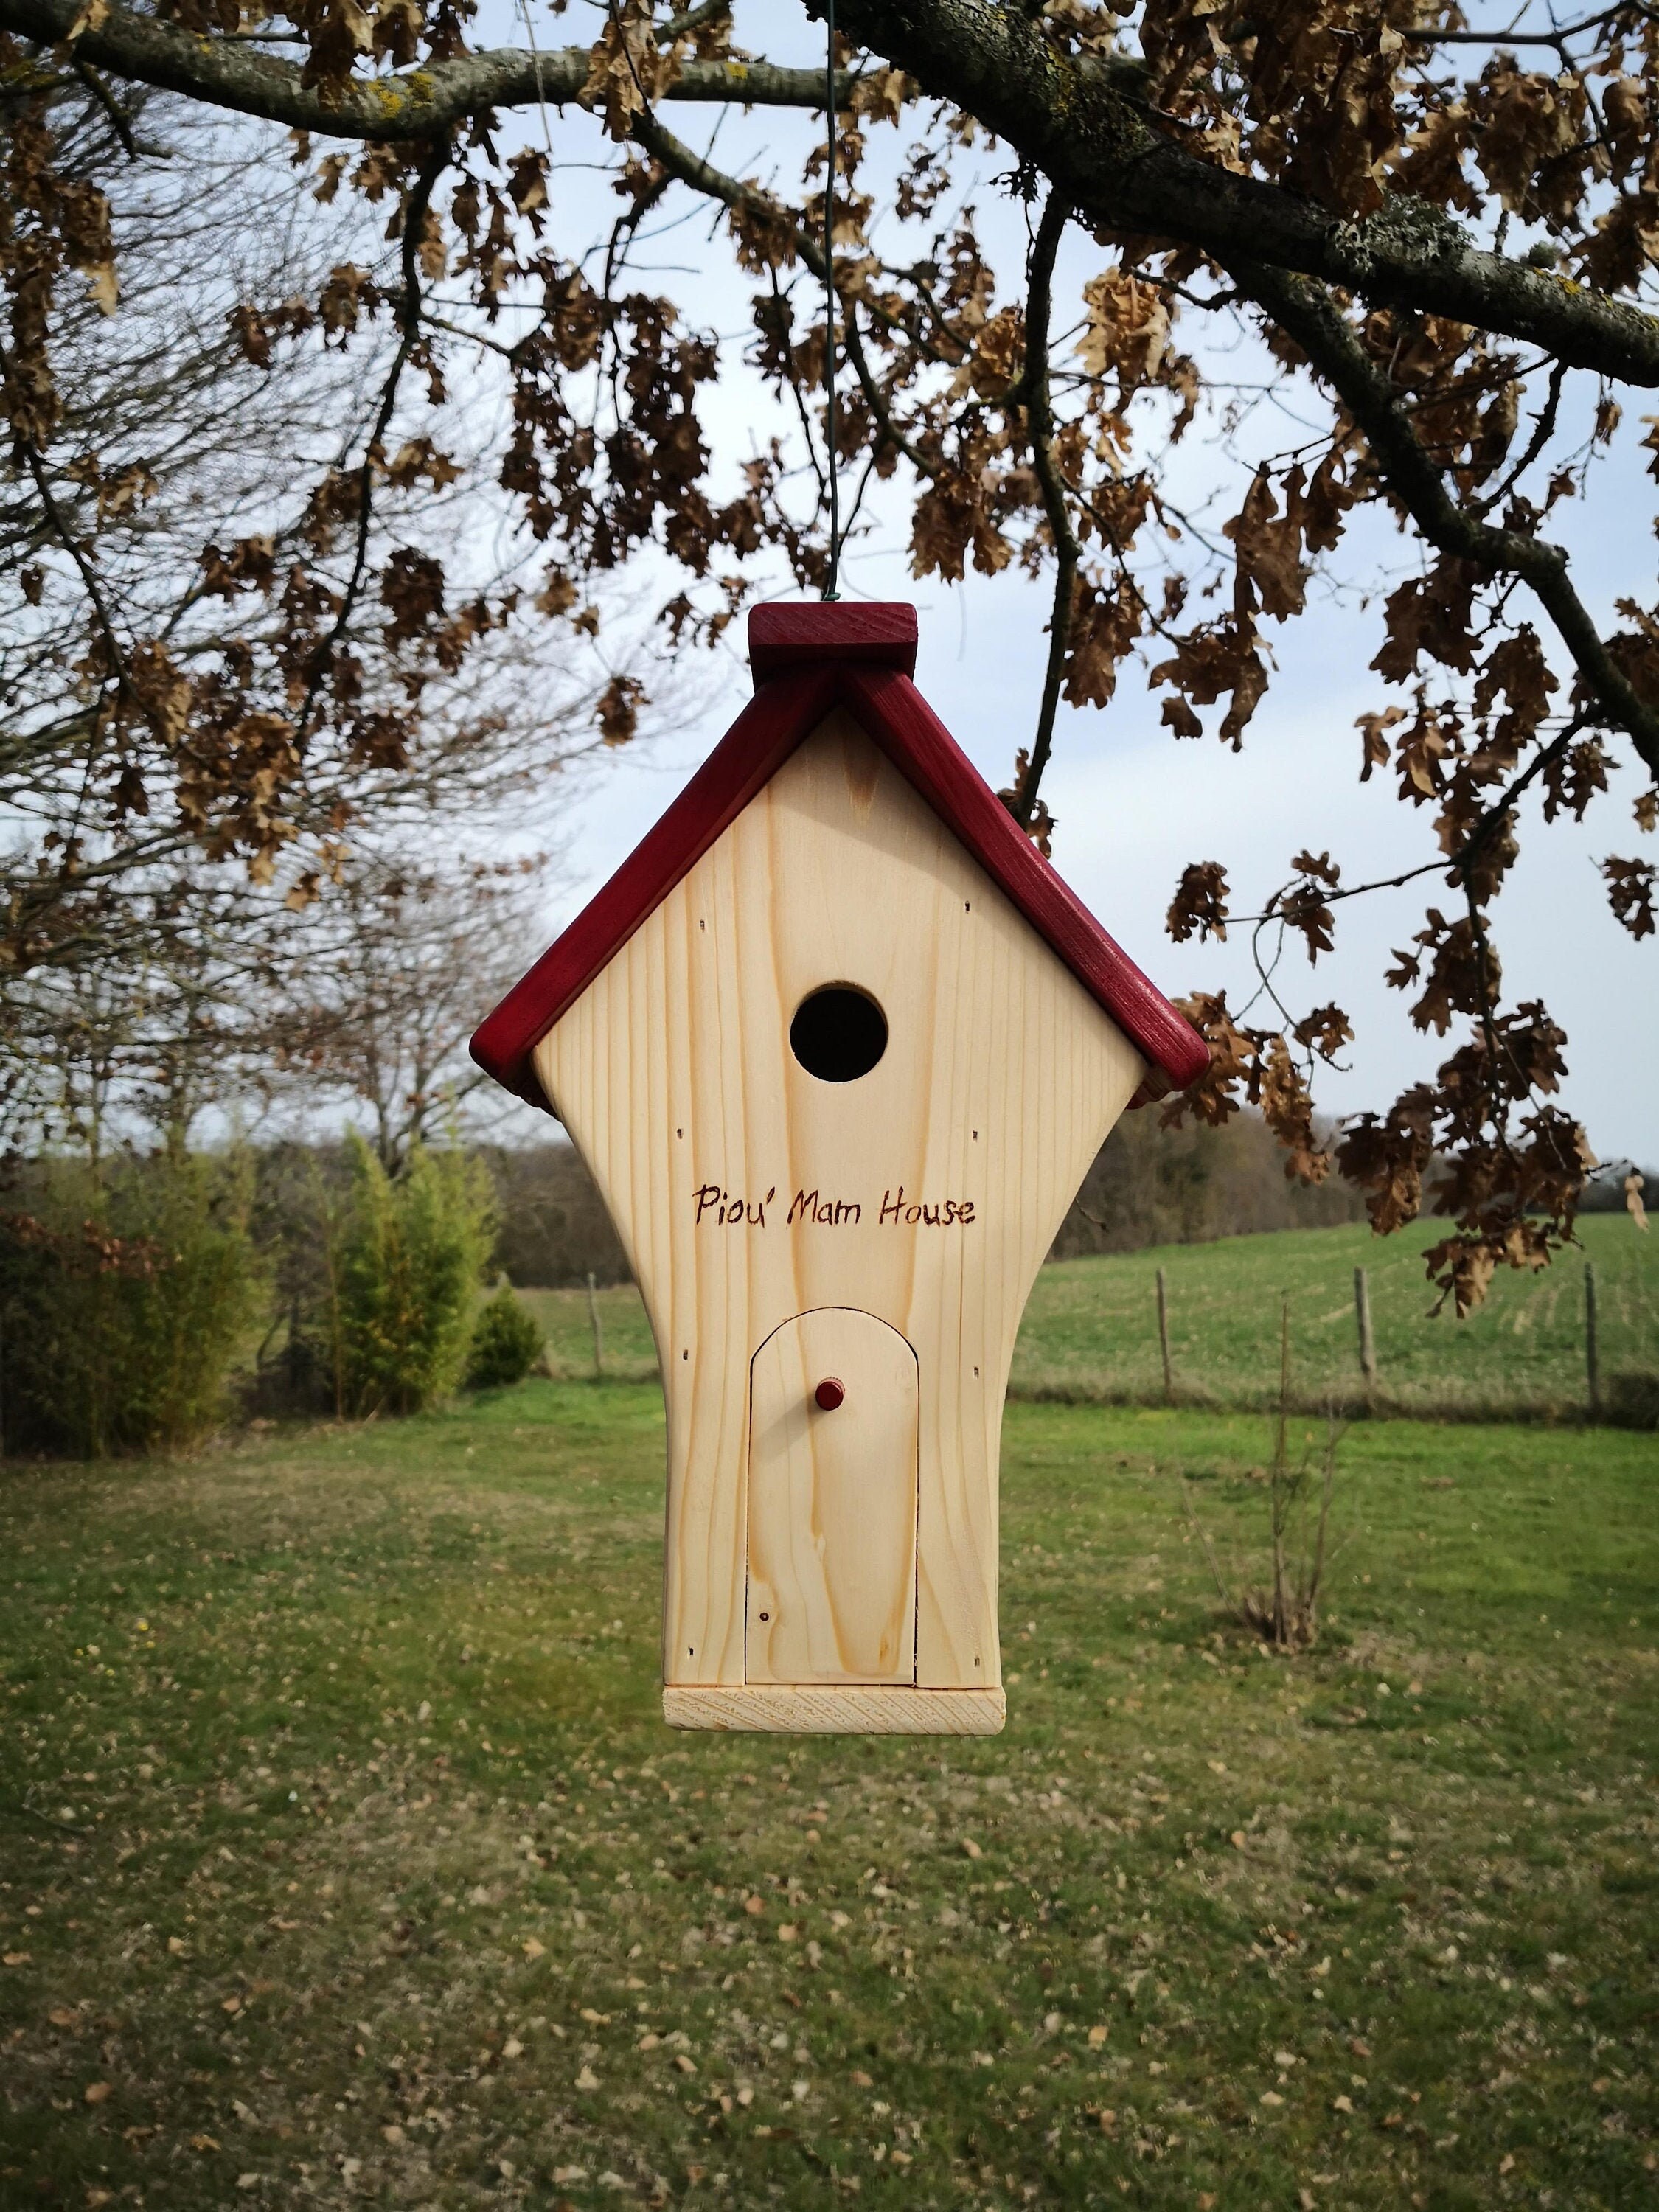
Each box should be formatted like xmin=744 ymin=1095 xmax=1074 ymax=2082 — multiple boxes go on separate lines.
xmin=518 ymin=0 xmax=554 ymax=157
xmin=821 ymin=0 xmax=841 ymax=600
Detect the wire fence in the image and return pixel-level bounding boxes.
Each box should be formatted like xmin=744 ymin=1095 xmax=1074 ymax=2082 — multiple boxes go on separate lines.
xmin=521 ymin=1214 xmax=1659 ymax=1427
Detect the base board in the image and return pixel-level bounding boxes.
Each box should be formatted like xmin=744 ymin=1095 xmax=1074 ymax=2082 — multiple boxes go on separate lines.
xmin=662 ymin=1685 xmax=1006 ymax=1735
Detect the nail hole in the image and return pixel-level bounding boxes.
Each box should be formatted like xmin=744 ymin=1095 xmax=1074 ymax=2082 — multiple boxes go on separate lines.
xmin=682 ymin=1349 xmax=689 ymax=1361
xmin=758 ymin=1612 xmax=770 ymax=1622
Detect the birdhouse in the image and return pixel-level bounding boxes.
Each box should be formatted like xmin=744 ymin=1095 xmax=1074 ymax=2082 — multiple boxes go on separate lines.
xmin=471 ymin=603 xmax=1206 ymax=1736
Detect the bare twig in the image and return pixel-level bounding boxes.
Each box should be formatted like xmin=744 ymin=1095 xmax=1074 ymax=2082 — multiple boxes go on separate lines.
xmin=1221 ymin=256 xmax=1659 ymax=781
xmin=1012 ymin=190 xmax=1077 ymax=832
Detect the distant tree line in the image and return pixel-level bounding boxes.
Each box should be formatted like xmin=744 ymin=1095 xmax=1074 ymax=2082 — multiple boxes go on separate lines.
xmin=480 ymin=1109 xmax=1367 ymax=1290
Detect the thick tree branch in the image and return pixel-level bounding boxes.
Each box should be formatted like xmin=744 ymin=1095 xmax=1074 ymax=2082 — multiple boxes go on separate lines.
xmin=0 ymin=0 xmax=851 ymax=137
xmin=820 ymin=0 xmax=1659 ymax=387
xmin=1224 ymin=256 xmax=1659 ymax=782
xmin=26 ymin=0 xmax=1659 ymax=386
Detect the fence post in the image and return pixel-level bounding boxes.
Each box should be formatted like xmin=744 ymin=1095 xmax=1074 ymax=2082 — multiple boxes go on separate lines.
xmin=1585 ymin=1260 xmax=1600 ymax=1422
xmin=1155 ymin=1266 xmax=1173 ymax=1402
xmin=1354 ymin=1266 xmax=1377 ymax=1390
xmin=586 ymin=1271 xmax=605 ymax=1380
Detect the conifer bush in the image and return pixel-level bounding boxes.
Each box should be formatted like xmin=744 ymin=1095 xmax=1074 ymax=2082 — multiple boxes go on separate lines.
xmin=327 ymin=1137 xmax=495 ymax=1416
xmin=465 ymin=1279 xmax=544 ymax=1390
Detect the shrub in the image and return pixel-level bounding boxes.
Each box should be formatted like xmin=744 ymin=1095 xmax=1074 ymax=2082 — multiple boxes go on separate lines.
xmin=1604 ymin=1371 xmax=1659 ymax=1430
xmin=327 ymin=1136 xmax=495 ymax=1416
xmin=0 ymin=1150 xmax=259 ymax=1458
xmin=465 ymin=1280 xmax=544 ymax=1389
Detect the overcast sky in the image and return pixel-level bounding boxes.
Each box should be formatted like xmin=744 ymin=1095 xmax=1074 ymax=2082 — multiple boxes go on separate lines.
xmin=474 ymin=2 xmax=1658 ymax=1169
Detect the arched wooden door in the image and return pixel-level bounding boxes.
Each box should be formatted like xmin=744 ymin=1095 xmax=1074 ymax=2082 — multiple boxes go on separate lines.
xmin=745 ymin=1308 xmax=919 ymax=1685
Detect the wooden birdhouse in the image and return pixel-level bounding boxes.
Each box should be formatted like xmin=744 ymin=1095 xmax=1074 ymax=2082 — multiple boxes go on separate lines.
xmin=471 ymin=603 xmax=1206 ymax=1736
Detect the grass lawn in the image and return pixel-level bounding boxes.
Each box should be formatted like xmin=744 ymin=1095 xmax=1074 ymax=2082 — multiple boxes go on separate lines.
xmin=2 ymin=1384 xmax=1656 ymax=2209
xmin=525 ymin=1213 xmax=1659 ymax=1423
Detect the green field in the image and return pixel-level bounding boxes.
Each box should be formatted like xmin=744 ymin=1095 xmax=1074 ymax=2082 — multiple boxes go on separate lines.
xmin=3 ymin=1383 xmax=1656 ymax=2208
xmin=526 ymin=1214 xmax=1659 ymax=1422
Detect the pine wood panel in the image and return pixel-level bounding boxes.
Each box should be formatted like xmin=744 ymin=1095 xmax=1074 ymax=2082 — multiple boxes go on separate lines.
xmin=663 ymin=1686 xmax=1006 ymax=1735
xmin=745 ymin=1307 xmax=919 ymax=1686
xmin=535 ymin=707 xmax=1145 ymax=1697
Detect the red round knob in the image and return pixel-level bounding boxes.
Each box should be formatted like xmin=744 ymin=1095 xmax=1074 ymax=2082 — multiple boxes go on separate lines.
xmin=814 ymin=1376 xmax=845 ymax=1411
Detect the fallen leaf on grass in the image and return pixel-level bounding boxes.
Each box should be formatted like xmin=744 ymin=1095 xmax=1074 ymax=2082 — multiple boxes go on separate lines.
xmin=673 ymin=2054 xmax=697 ymax=2075
xmin=850 ymin=2070 xmax=872 ymax=2087
xmin=1230 ymin=1832 xmax=1246 ymax=1850
xmin=574 ymin=2066 xmax=599 ymax=2092
xmin=778 ymin=1924 xmax=798 ymax=1942
xmin=3 ymin=1952 xmax=30 ymax=1967
xmin=167 ymin=1938 xmax=187 ymax=1956
xmin=48 ymin=2006 xmax=77 ymax=2028
xmin=1260 ymin=2090 xmax=1284 ymax=2107
xmin=552 ymin=2168 xmax=588 ymax=2185
xmin=501 ymin=2037 xmax=523 ymax=2059
xmin=961 ymin=1838 xmax=982 ymax=1860
xmin=189 ymin=2134 xmax=220 ymax=2152
xmin=83 ymin=2082 xmax=111 ymax=2105
xmin=1088 ymin=2025 xmax=1109 ymax=2048
xmin=1333 ymin=2094 xmax=1354 ymax=2114
xmin=743 ymin=1895 xmax=765 ymax=1917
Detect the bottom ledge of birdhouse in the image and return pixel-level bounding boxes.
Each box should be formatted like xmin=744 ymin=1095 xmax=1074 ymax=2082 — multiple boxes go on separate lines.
xmin=661 ymin=1685 xmax=1006 ymax=1736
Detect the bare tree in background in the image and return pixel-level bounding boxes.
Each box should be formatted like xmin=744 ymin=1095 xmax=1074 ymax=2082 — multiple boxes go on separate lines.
xmin=1 ymin=91 xmax=694 ymax=1154
xmin=267 ymin=854 xmax=554 ymax=1175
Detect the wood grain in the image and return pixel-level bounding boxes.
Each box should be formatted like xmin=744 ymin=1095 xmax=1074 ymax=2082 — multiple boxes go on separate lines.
xmin=535 ymin=707 xmax=1146 ymax=1698
xmin=749 ymin=599 xmax=918 ymax=684
xmin=746 ymin=1307 xmax=919 ymax=1685
xmin=663 ymin=1686 xmax=1006 ymax=1735
xmin=470 ymin=609 xmax=1207 ymax=1119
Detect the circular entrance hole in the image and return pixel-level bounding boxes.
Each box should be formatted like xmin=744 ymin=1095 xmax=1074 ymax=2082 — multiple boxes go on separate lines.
xmin=789 ymin=984 xmax=888 ymax=1084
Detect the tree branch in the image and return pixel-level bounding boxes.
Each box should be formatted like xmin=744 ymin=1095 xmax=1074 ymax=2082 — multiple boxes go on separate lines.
xmin=299 ymin=141 xmax=450 ymax=736
xmin=28 ymin=0 xmax=1659 ymax=387
xmin=0 ymin=0 xmax=853 ymax=139
xmin=630 ymin=106 xmax=942 ymax=483
xmin=1222 ymin=255 xmax=1659 ymax=782
xmin=819 ymin=0 xmax=1659 ymax=388
xmin=1012 ymin=191 xmax=1077 ymax=832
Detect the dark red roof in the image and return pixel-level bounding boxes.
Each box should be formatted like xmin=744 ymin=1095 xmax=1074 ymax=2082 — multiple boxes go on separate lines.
xmin=470 ymin=602 xmax=1208 ymax=1113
